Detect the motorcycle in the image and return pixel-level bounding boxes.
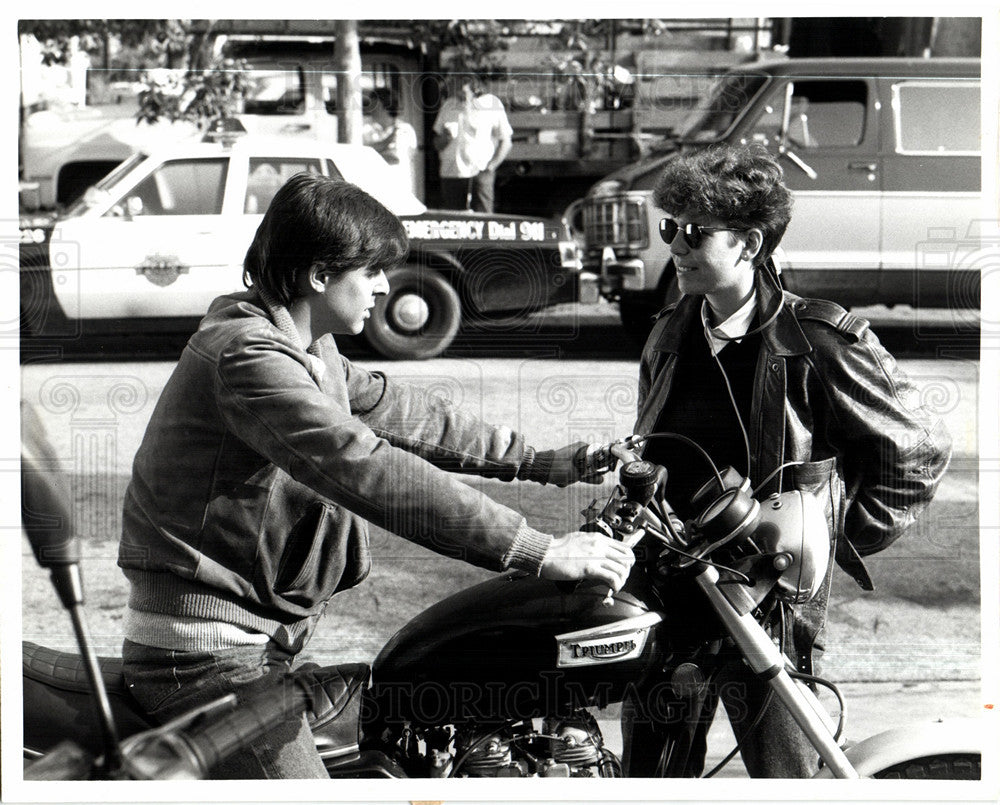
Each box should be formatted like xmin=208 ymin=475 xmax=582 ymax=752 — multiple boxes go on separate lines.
xmin=21 ymin=435 xmax=983 ymax=781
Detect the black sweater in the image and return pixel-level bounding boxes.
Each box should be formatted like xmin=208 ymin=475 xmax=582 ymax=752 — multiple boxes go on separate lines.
xmin=644 ymin=320 xmax=760 ymax=520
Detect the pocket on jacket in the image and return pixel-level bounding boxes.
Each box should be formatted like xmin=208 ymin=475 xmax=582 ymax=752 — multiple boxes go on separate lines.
xmin=273 ymin=502 xmax=371 ymax=608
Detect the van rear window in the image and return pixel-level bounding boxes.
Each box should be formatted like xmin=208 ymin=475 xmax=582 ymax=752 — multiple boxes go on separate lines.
xmin=893 ymin=81 xmax=981 ymax=155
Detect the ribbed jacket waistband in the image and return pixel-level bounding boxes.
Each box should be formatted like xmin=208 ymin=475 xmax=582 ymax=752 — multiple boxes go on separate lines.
xmin=122 ymin=569 xmax=314 ymax=653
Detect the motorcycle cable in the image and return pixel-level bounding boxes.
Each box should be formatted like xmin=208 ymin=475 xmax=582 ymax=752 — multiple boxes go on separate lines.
xmin=632 ymin=431 xmax=726 ymax=491
xmin=787 ymin=671 xmax=846 ymax=742
xmin=643 ymin=520 xmax=754 ymax=587
xmin=704 ymin=258 xmax=787 ymax=489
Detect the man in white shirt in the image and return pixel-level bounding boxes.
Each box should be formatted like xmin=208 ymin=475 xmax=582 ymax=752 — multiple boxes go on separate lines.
xmin=432 ymin=75 xmax=512 ymax=213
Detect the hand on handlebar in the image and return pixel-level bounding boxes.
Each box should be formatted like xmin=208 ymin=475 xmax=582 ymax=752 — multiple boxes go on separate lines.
xmin=543 ymin=436 xmax=645 ymax=487
xmin=539 ymin=533 xmax=635 ymax=592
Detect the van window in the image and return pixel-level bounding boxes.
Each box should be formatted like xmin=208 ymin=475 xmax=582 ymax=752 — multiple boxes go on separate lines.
xmin=753 ymin=80 xmax=867 ymax=149
xmin=893 ymin=81 xmax=981 ymax=155
xmin=119 ymin=159 xmax=228 ymax=216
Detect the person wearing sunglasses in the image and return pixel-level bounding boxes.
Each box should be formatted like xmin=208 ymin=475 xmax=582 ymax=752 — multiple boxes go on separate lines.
xmin=620 ymin=144 xmax=952 ymax=777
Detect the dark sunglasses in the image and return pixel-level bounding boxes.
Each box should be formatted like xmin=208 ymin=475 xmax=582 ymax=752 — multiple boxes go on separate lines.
xmin=659 ymin=218 xmax=745 ymax=249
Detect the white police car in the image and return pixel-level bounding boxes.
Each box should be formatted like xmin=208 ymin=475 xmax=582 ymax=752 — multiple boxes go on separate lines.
xmin=21 ymin=134 xmax=580 ymax=359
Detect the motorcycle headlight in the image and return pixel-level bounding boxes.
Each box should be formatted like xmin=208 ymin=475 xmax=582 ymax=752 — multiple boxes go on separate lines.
xmin=754 ymin=490 xmax=831 ymax=604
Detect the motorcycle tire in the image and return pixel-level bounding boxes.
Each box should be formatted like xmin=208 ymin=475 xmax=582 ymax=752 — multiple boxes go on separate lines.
xmin=871 ymin=752 xmax=980 ymax=780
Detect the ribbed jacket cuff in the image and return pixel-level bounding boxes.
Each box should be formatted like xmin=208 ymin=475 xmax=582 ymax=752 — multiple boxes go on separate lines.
xmin=517 ymin=446 xmax=554 ymax=484
xmin=503 ymin=519 xmax=553 ymax=576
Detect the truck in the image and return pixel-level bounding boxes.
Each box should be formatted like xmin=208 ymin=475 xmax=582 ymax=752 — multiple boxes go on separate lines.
xmin=566 ymin=57 xmax=983 ymax=339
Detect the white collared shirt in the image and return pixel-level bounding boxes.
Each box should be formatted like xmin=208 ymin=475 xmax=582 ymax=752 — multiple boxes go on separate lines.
xmin=701 ymin=292 xmax=758 ymax=355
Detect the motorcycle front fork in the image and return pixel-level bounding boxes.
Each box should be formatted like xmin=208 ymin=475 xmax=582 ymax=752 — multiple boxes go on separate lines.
xmin=693 ymin=565 xmax=859 ymax=778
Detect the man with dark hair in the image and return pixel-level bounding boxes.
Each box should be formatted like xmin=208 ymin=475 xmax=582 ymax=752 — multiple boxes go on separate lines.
xmin=362 ymin=88 xmax=418 ymax=196
xmin=119 ymin=173 xmax=632 ymax=778
xmin=621 ymin=144 xmax=951 ymax=777
xmin=432 ymin=74 xmax=512 ymax=212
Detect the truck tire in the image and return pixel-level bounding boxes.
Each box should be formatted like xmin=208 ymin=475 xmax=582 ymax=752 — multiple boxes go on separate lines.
xmin=364 ymin=265 xmax=461 ymax=360
xmin=871 ymin=753 xmax=980 ymax=780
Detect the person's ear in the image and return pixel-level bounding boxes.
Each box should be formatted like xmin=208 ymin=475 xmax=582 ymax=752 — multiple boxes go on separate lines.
xmin=306 ymin=263 xmax=328 ymax=293
xmin=743 ymin=229 xmax=764 ymax=263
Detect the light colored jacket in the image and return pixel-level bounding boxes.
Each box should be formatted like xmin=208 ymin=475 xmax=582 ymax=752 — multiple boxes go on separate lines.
xmin=119 ymin=289 xmax=551 ymax=650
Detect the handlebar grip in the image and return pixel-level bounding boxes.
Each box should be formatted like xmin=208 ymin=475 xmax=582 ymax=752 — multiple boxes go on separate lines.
xmin=181 ymin=675 xmax=311 ymax=775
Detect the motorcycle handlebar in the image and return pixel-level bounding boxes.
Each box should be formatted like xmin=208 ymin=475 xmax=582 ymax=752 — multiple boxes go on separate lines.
xmin=188 ymin=678 xmax=310 ymax=775
xmin=126 ymin=675 xmax=312 ymax=780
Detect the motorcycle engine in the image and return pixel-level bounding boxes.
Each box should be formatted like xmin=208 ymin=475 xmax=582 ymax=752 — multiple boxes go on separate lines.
xmin=449 ymin=712 xmax=619 ymax=777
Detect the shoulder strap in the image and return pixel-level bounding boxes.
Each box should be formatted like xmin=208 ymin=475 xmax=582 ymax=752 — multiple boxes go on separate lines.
xmin=789 ymin=298 xmax=869 ymax=342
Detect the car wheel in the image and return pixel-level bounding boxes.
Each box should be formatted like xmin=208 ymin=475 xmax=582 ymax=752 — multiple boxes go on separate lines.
xmin=363 ymin=266 xmax=461 ymax=360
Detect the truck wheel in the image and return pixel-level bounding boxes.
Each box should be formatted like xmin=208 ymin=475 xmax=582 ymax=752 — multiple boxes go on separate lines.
xmin=364 ymin=266 xmax=461 ymax=360
xmin=871 ymin=753 xmax=980 ymax=779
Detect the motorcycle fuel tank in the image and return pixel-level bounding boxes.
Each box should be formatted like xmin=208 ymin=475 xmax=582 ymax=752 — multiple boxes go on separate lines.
xmin=369 ymin=573 xmax=663 ymax=725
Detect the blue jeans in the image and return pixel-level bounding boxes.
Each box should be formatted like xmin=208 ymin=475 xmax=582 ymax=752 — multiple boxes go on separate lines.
xmin=121 ymin=640 xmax=328 ymax=779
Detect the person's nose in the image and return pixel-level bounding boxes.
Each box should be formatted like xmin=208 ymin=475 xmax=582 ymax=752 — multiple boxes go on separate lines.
xmin=669 ymin=229 xmax=691 ymax=255
xmin=373 ymin=270 xmax=390 ymax=296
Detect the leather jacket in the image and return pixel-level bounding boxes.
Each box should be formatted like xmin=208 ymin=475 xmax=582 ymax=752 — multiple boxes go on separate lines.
xmin=635 ymin=271 xmax=952 ymax=592
xmin=118 ymin=290 xmax=552 ymax=651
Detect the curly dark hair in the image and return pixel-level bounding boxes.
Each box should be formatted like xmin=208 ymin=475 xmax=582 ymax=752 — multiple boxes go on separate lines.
xmin=653 ymin=144 xmax=793 ymax=265
xmin=243 ymin=173 xmax=408 ymax=306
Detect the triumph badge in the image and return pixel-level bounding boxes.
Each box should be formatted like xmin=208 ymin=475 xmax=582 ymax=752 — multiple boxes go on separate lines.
xmin=136 ymin=254 xmax=190 ymax=287
xmin=555 ymin=612 xmax=663 ymax=668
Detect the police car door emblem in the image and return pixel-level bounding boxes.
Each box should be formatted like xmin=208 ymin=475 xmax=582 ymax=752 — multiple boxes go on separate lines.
xmin=136 ymin=255 xmax=190 ymax=287
xmin=555 ymin=612 xmax=663 ymax=668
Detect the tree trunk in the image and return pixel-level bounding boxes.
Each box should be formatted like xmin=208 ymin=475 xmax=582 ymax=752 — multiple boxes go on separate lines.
xmin=334 ymin=20 xmax=363 ymax=145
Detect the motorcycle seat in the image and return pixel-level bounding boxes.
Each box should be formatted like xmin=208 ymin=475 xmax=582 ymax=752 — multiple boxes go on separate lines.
xmin=22 ymin=641 xmax=154 ymax=754
xmin=23 ymin=641 xmax=374 ymax=763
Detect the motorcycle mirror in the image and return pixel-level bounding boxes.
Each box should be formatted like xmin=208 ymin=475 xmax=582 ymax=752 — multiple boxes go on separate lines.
xmin=21 ymin=401 xmax=83 ymax=609
xmin=21 ymin=452 xmax=80 ymax=570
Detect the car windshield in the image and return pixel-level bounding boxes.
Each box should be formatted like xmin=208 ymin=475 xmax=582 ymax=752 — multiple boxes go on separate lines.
xmin=677 ymin=73 xmax=770 ymax=143
xmin=62 ymin=152 xmax=148 ymax=217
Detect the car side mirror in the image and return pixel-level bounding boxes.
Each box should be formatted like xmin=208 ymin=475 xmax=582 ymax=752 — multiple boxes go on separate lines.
xmin=125 ymin=196 xmax=144 ymax=217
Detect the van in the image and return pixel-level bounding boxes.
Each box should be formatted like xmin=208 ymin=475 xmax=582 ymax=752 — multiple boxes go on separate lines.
xmin=567 ymin=57 xmax=982 ymax=337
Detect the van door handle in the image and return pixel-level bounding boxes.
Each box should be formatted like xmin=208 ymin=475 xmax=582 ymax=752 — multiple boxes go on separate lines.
xmin=848 ymin=162 xmax=877 ymax=172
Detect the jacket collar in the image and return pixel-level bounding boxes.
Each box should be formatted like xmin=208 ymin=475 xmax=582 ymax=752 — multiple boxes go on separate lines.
xmin=254 ymin=286 xmax=324 ymax=359
xmin=650 ymin=269 xmax=813 ymax=358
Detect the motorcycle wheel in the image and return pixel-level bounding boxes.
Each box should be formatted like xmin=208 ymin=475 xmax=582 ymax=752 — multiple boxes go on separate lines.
xmin=871 ymin=753 xmax=980 ymax=780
